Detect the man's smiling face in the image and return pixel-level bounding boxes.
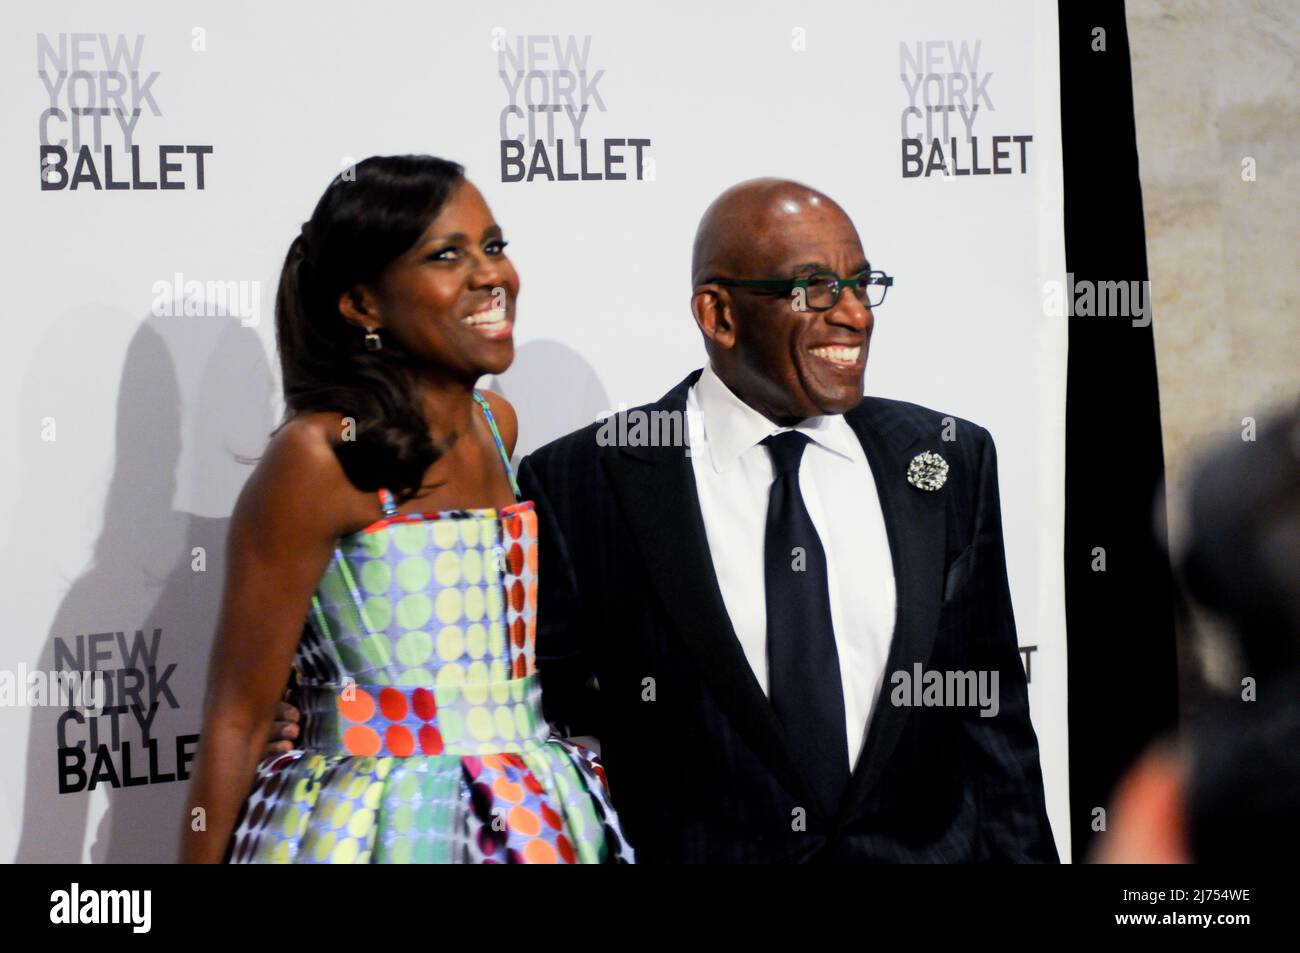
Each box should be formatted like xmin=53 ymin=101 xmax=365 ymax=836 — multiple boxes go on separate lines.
xmin=691 ymin=180 xmax=876 ymax=425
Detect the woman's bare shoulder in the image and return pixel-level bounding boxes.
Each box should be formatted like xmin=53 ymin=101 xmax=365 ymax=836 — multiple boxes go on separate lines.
xmin=274 ymin=410 xmax=351 ymax=447
xmin=241 ymin=412 xmax=370 ymax=536
xmin=266 ymin=411 xmax=352 ymax=477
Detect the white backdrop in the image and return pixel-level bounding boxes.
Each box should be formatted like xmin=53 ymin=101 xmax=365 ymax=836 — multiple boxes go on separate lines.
xmin=1 ymin=0 xmax=1069 ymax=861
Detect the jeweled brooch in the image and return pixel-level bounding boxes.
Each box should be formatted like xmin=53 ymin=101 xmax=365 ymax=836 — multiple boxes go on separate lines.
xmin=907 ymin=451 xmax=949 ymax=491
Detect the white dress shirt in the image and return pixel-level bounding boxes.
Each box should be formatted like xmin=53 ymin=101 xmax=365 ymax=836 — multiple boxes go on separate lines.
xmin=685 ymin=363 xmax=897 ymax=769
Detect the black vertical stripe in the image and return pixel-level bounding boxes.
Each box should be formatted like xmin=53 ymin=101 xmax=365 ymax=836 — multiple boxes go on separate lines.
xmin=1059 ymin=0 xmax=1179 ymax=861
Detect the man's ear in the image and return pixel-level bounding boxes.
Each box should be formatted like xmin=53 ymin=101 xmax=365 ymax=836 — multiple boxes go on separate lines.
xmin=338 ymin=285 xmax=380 ymax=331
xmin=691 ymin=287 xmax=737 ymax=349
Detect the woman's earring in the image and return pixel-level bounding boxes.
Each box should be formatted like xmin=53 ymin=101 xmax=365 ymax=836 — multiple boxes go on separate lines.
xmin=363 ymin=328 xmax=383 ymax=351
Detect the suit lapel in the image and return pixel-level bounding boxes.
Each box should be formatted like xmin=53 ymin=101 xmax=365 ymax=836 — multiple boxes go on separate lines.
xmin=603 ymin=370 xmax=820 ymax=813
xmin=835 ymin=399 xmax=948 ymax=820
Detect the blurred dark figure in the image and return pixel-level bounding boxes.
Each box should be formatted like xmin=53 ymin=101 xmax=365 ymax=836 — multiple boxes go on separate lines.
xmin=1093 ymin=401 xmax=1300 ymax=863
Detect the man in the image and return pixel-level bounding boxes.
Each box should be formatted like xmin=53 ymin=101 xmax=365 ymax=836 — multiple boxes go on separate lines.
xmin=516 ymin=178 xmax=1057 ymax=862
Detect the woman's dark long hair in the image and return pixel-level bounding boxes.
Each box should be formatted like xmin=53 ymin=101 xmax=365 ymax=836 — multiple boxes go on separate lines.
xmin=274 ymin=154 xmax=466 ymax=504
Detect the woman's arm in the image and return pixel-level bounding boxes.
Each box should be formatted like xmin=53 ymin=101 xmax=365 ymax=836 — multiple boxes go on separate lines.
xmin=178 ymin=416 xmax=354 ymax=863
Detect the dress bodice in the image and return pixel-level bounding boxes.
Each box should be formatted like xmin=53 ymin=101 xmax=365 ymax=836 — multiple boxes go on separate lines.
xmin=292 ymin=390 xmax=542 ymax=757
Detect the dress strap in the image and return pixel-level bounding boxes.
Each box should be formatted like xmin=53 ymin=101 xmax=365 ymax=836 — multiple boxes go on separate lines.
xmin=472 ymin=389 xmax=521 ymax=501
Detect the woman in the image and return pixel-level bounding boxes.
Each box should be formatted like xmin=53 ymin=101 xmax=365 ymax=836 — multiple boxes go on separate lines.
xmin=180 ymin=155 xmax=632 ymax=863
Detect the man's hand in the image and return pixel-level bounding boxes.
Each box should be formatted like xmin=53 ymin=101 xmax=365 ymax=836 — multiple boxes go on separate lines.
xmin=264 ymin=700 xmax=300 ymax=758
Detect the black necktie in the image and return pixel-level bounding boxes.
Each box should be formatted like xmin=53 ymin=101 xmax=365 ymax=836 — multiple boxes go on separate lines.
xmin=761 ymin=431 xmax=850 ymax=816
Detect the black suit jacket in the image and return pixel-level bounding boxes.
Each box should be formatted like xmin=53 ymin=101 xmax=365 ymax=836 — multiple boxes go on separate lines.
xmin=516 ymin=369 xmax=1058 ymax=863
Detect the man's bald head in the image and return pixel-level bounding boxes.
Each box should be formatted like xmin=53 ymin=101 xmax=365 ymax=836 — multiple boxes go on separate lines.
xmin=691 ymin=178 xmax=851 ymax=287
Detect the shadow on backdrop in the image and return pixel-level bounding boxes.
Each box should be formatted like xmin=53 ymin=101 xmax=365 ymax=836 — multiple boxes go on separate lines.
xmin=14 ymin=310 xmax=272 ymax=862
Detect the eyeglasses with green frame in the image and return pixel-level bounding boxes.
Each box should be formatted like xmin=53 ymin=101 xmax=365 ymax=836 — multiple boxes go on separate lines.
xmin=710 ymin=269 xmax=894 ymax=312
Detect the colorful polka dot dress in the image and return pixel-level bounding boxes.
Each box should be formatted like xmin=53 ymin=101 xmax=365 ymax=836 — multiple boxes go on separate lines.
xmin=226 ymin=391 xmax=633 ymax=864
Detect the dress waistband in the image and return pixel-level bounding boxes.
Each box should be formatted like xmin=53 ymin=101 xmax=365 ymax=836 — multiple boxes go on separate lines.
xmin=298 ymin=675 xmax=550 ymax=758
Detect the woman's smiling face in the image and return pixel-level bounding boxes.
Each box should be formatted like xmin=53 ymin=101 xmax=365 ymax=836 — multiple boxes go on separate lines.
xmin=357 ymin=178 xmax=520 ymax=381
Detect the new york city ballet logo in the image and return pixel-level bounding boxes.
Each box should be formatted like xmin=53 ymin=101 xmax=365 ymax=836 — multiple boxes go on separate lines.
xmin=37 ymin=32 xmax=214 ymax=191
xmin=898 ymin=39 xmax=1033 ymax=179
xmin=493 ymin=31 xmax=653 ymax=183
xmin=51 ymin=628 xmax=198 ymax=793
